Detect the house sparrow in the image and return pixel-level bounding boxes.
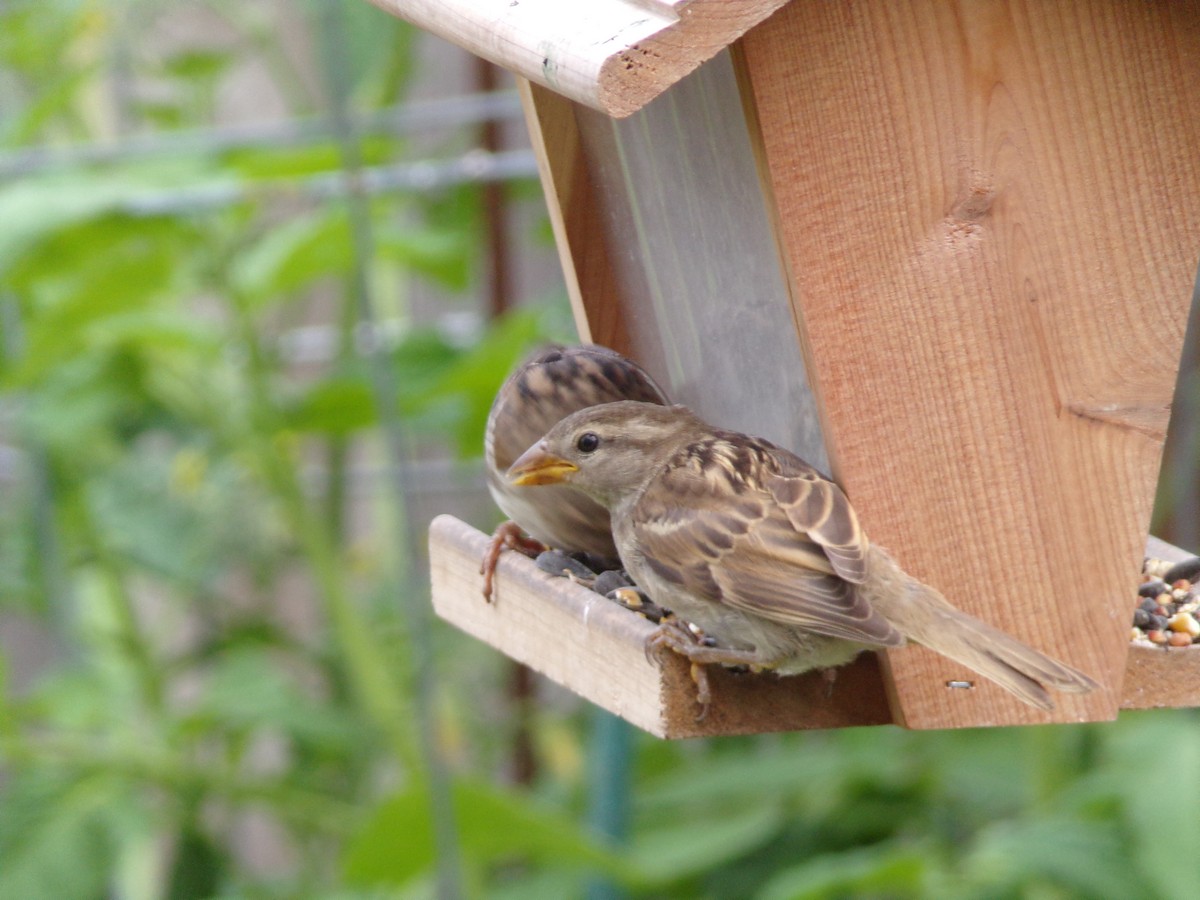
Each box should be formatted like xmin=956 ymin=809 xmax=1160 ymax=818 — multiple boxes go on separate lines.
xmin=506 ymin=401 xmax=1099 ymax=711
xmin=481 ymin=345 xmax=669 ymax=599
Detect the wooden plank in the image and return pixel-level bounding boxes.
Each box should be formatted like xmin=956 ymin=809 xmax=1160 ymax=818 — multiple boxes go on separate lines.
xmin=1124 ymin=646 xmax=1200 ymax=710
xmin=430 ymin=516 xmax=1200 ymax=729
xmin=429 ymin=515 xmax=892 ymax=738
xmin=367 ymin=0 xmax=789 ymax=118
xmin=518 ymin=80 xmax=628 ymax=350
xmin=737 ymin=1 xmax=1200 ymax=728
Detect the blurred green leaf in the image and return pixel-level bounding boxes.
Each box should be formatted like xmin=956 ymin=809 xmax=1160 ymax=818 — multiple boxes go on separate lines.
xmin=232 ymin=208 xmax=354 ymax=304
xmin=191 ymin=648 xmax=365 ymax=751
xmin=166 ymin=825 xmax=225 ymax=900
xmin=163 ymin=49 xmax=232 ymax=84
xmin=343 ymin=779 xmax=632 ymax=889
xmin=390 ymin=329 xmax=461 ymax=397
xmin=0 ymin=484 xmax=39 ymax=612
xmin=756 ymin=842 xmax=929 ymax=900
xmin=3 ymin=68 xmax=93 ymax=146
xmin=631 ymin=802 xmax=786 ymax=884
xmin=962 ymin=817 xmax=1144 ymax=899
xmin=1086 ymin=713 xmax=1200 ymax=900
xmin=15 ymin=355 xmax=129 ymax=457
xmin=86 ymin=448 xmax=280 ymax=591
xmin=283 ymin=374 xmax=377 ymax=435
xmin=232 ymin=208 xmax=469 ymax=307
xmin=322 ymin=0 xmax=416 ymax=107
xmin=225 ymin=142 xmax=345 ymax=180
xmin=0 ymin=771 xmax=127 ymax=900
xmin=0 ymin=4 xmax=99 ymax=144
xmin=0 ymin=165 xmax=236 ymax=272
xmin=400 ymin=309 xmax=549 ymax=456
xmin=85 ymin=309 xmax=222 ymax=358
xmin=375 ymin=224 xmax=471 ymax=290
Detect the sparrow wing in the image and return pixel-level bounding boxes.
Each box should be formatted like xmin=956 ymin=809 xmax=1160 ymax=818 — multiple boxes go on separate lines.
xmin=630 ymin=435 xmax=902 ymax=647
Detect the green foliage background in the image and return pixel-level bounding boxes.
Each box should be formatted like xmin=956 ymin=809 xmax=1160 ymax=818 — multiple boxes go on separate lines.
xmin=1 ymin=2 xmax=1198 ymax=899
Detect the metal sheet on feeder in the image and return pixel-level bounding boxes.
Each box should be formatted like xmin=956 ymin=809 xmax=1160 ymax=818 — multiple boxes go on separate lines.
xmin=573 ymin=51 xmax=829 ymax=473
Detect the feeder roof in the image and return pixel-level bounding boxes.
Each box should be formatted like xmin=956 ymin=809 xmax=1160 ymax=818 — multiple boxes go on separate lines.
xmin=367 ymin=0 xmax=790 ymax=117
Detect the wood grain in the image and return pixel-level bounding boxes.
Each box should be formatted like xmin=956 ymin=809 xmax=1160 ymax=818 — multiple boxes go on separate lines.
xmin=1124 ymin=645 xmax=1200 ymax=710
xmin=368 ymin=0 xmax=789 ymax=117
xmin=429 ymin=515 xmax=892 ymax=738
xmin=738 ymin=1 xmax=1200 ymax=728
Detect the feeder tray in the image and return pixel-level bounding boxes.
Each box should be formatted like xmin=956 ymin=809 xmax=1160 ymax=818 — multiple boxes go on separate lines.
xmin=431 ymin=516 xmax=1200 ymax=737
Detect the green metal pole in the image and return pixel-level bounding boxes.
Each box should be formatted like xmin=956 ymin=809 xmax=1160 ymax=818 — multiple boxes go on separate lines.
xmin=586 ymin=708 xmax=633 ymax=900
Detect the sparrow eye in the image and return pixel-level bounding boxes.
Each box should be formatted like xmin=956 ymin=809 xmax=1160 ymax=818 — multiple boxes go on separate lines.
xmin=576 ymin=432 xmax=600 ymax=453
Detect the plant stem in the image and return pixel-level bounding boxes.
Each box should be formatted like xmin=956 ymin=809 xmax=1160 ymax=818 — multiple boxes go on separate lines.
xmin=315 ymin=5 xmax=465 ymax=897
xmin=229 ymin=303 xmax=418 ymax=772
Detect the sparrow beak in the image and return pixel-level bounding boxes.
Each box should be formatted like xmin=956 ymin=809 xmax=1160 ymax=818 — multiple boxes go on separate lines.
xmin=507 ymin=442 xmax=579 ymax=486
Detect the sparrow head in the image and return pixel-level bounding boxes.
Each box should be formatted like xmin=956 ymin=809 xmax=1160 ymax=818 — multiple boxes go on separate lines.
xmin=486 ymin=344 xmax=668 ymax=471
xmin=507 ymin=401 xmax=702 ymax=508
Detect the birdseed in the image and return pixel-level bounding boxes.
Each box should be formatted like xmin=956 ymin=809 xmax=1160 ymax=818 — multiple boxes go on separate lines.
xmin=1131 ymin=557 xmax=1200 ymax=648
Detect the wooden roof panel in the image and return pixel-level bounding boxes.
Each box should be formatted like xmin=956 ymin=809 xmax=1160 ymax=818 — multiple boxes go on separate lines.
xmin=367 ymin=0 xmax=789 ymax=117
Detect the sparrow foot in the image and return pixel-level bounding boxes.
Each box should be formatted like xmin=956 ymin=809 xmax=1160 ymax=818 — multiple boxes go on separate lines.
xmin=480 ymin=521 xmax=546 ymax=602
xmin=645 ymin=619 xmax=763 ymax=719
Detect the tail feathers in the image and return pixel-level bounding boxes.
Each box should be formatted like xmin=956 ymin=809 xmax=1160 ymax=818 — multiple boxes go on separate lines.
xmin=862 ymin=545 xmax=1100 ymax=710
xmin=917 ymin=602 xmax=1099 ymax=711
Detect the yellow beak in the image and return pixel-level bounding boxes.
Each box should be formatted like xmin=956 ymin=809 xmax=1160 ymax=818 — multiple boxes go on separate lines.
xmin=507 ymin=443 xmax=579 ymax=486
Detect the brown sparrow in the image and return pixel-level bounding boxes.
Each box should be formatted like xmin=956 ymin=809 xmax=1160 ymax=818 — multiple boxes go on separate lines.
xmin=481 ymin=345 xmax=669 ymax=599
xmin=506 ymin=401 xmax=1098 ymax=710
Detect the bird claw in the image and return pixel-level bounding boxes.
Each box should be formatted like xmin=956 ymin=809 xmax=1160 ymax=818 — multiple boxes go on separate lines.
xmin=643 ymin=619 xmax=708 ymax=718
xmin=820 ymin=667 xmax=838 ymax=699
xmin=644 ymin=620 xmax=763 ymax=669
xmin=480 ymin=521 xmax=546 ymax=602
xmin=645 ymin=619 xmax=765 ymax=720
xmin=690 ymin=663 xmax=712 ymax=719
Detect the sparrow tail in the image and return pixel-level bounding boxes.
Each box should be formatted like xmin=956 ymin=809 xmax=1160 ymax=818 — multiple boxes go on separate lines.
xmin=864 ymin=547 xmax=1099 ymax=711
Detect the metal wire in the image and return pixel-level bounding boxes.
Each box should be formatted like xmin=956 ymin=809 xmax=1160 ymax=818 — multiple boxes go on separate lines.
xmin=114 ymin=147 xmax=538 ymax=217
xmin=0 ymin=90 xmax=524 ymax=178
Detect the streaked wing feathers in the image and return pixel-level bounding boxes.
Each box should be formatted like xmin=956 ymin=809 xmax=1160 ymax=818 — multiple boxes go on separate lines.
xmin=631 ymin=434 xmax=902 ymax=648
xmin=763 ymin=459 xmax=867 ymax=584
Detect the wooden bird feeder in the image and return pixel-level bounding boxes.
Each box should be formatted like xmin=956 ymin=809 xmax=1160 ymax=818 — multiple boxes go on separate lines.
xmin=376 ymin=0 xmax=1200 ymax=733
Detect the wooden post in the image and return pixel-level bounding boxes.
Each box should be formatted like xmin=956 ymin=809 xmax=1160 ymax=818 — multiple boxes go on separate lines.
xmin=737 ymin=0 xmax=1200 ymax=727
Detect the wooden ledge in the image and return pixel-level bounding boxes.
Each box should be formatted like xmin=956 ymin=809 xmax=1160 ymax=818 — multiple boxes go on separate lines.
xmin=429 ymin=515 xmax=1200 ymax=736
xmin=366 ymin=0 xmax=789 ymax=118
xmin=429 ymin=514 xmax=890 ymax=738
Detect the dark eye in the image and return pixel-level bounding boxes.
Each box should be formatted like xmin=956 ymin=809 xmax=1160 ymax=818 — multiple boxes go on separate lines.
xmin=576 ymin=432 xmax=600 ymax=453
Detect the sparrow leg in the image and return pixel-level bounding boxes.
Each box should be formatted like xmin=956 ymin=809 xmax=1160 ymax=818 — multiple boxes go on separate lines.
xmin=644 ymin=620 xmax=765 ymax=669
xmin=480 ymin=521 xmax=546 ymax=602
xmin=645 ymin=619 xmax=765 ymax=719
